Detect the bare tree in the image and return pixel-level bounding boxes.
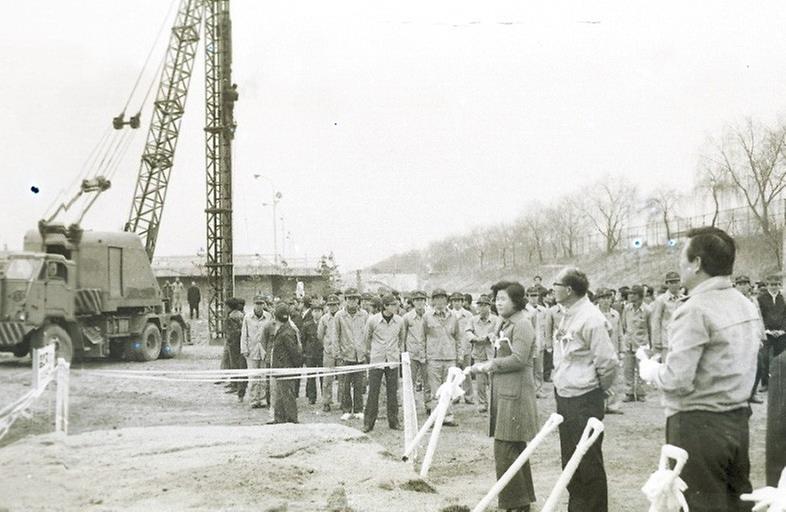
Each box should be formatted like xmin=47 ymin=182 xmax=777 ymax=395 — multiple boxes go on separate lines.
xmin=695 ymin=155 xmax=732 ymax=227
xmin=583 ymin=175 xmax=637 ymax=253
xmin=522 ymin=206 xmax=548 ymax=263
xmin=645 ymin=187 xmax=680 ymax=241
xmin=712 ymin=118 xmax=786 ymax=265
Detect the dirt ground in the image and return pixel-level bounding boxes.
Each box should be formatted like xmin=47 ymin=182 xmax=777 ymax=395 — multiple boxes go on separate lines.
xmin=0 ymin=322 xmax=770 ymax=511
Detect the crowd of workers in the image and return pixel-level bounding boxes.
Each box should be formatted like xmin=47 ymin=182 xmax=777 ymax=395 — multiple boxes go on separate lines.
xmin=213 ymin=226 xmax=784 ymax=512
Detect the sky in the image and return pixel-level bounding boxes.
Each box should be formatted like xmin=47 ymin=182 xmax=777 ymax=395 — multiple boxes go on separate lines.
xmin=2 ymin=0 xmax=786 ymax=270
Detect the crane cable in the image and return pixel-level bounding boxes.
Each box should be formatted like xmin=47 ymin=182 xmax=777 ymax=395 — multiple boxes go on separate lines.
xmin=120 ymin=0 xmax=179 ymax=115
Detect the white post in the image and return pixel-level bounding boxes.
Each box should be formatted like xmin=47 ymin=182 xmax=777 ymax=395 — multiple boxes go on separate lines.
xmin=541 ymin=418 xmax=605 ymax=512
xmin=400 ymin=353 xmax=418 ymax=460
xmin=419 ymin=367 xmax=465 ymax=478
xmin=472 ymin=414 xmax=564 ymax=512
xmin=55 ymin=358 xmax=70 ymax=435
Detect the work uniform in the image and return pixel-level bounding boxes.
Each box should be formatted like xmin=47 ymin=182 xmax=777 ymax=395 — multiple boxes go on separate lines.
xmin=363 ymin=312 xmax=404 ymax=430
xmin=334 ymin=308 xmax=369 ymax=414
xmin=240 ymin=310 xmax=271 ymax=407
xmin=318 ymin=309 xmax=338 ymax=408
xmin=621 ymin=302 xmax=650 ymax=399
xmin=466 ymin=312 xmax=501 ymax=410
xmin=526 ymin=303 xmax=548 ymax=393
xmin=423 ymin=308 xmax=460 ymax=415
xmin=599 ymin=307 xmax=623 ymax=409
xmin=453 ymin=306 xmax=474 ymax=402
xmin=403 ymin=308 xmax=430 ymax=411
xmin=172 ymin=280 xmax=184 ymax=313
xmin=649 ymin=290 xmax=682 ymax=358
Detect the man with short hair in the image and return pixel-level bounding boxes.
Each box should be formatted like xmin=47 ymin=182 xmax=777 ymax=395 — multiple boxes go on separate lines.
xmin=319 ymin=295 xmax=341 ymax=412
xmin=423 ymin=288 xmax=461 ymax=425
xmin=363 ymin=295 xmax=404 ymax=432
xmin=334 ymin=288 xmax=369 ymax=420
xmin=758 ymin=275 xmax=786 ymax=394
xmin=649 ymin=272 xmax=684 ymax=360
xmin=302 ymin=302 xmax=324 ymax=405
xmin=225 ymin=297 xmax=247 ymax=402
xmin=268 ymin=303 xmax=302 ymax=424
xmin=403 ymin=290 xmax=430 ymax=413
xmin=735 ymin=275 xmax=766 ymax=404
xmin=172 ymin=277 xmax=185 ymax=313
xmin=526 ymin=287 xmax=549 ymax=397
xmin=466 ymin=294 xmax=501 ymax=413
xmin=639 ymin=227 xmax=759 ymax=509
xmin=621 ymin=285 xmax=650 ymax=402
xmin=240 ymin=294 xmax=272 ymax=409
xmin=552 ymin=267 xmax=618 ymax=512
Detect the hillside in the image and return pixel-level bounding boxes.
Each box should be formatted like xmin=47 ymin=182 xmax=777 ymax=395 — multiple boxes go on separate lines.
xmin=398 ymin=234 xmax=781 ymax=294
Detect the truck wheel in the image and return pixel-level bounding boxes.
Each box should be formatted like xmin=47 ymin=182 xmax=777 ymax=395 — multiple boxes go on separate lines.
xmin=160 ymin=322 xmax=183 ymax=359
xmin=43 ymin=324 xmax=73 ymax=363
xmin=12 ymin=340 xmax=30 ymax=358
xmin=135 ymin=323 xmax=162 ymax=362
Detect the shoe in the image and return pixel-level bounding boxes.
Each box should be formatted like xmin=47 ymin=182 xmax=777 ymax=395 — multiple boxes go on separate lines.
xmin=266 ymin=420 xmax=279 ymax=425
xmin=340 ymin=413 xmax=352 ymax=421
xmin=605 ymin=407 xmax=624 ymax=415
xmin=354 ymin=412 xmax=364 ymax=420
xmin=362 ymin=425 xmax=373 ymax=433
xmin=622 ymin=395 xmax=636 ymax=403
xmin=750 ymin=395 xmax=764 ymax=404
xmin=251 ymin=403 xmax=263 ymax=409
xmin=323 ymin=404 xmax=331 ymax=412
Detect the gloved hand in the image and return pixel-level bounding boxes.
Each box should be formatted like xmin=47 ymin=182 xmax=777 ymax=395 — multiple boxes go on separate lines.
xmin=639 ymin=358 xmax=662 ymax=385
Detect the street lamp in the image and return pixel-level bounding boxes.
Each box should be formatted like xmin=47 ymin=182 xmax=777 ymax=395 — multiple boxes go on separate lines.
xmin=254 ymin=174 xmax=282 ymax=266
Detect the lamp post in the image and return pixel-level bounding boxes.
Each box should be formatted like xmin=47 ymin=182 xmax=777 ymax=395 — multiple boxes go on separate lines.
xmin=254 ymin=174 xmax=282 ymax=265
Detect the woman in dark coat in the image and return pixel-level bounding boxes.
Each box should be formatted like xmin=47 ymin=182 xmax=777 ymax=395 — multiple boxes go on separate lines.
xmin=471 ymin=282 xmax=539 ymax=512
xmin=269 ymin=303 xmax=303 ymax=424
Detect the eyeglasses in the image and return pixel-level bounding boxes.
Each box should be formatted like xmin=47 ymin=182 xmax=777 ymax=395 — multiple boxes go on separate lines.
xmin=553 ymin=282 xmax=567 ymax=288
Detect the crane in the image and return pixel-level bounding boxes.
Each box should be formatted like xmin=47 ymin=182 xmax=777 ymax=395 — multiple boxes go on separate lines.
xmin=124 ymin=0 xmax=236 ymax=342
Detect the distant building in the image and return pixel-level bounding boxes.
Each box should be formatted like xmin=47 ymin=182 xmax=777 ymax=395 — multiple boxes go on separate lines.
xmin=152 ymin=254 xmax=326 ymax=304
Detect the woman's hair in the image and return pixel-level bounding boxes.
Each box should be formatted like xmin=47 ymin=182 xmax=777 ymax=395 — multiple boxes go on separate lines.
xmin=501 ymin=282 xmax=527 ymax=311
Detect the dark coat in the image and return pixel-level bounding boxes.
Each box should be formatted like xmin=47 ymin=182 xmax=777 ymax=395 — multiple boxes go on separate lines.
xmin=187 ymin=285 xmax=201 ymax=304
xmin=302 ymin=317 xmax=322 ymax=362
xmin=488 ymin=309 xmax=539 ymax=443
xmin=271 ymin=322 xmax=303 ymax=369
xmin=759 ymin=292 xmax=786 ymax=331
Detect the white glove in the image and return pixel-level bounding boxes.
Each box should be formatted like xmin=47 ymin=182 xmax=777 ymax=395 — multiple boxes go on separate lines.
xmin=639 ymin=358 xmax=662 ymax=385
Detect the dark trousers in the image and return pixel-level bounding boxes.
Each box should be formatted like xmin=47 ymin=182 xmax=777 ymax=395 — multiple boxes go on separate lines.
xmin=666 ymin=408 xmax=753 ymax=512
xmin=555 ymin=387 xmax=608 ymax=512
xmin=543 ymin=349 xmax=554 ymax=382
xmin=340 ymin=361 xmax=365 ymax=413
xmin=364 ymin=367 xmax=399 ymax=429
xmin=767 ymin=347 xmax=786 ymax=485
xmin=189 ymin=303 xmax=199 ymax=319
xmin=227 ymin=340 xmax=247 ymax=397
xmin=273 ymin=377 xmax=298 ymax=423
xmin=494 ymin=439 xmax=535 ymax=510
xmin=305 ymin=356 xmax=323 ymax=403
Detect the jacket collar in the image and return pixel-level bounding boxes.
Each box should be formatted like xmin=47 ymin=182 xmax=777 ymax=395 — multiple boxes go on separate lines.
xmin=687 ymin=275 xmax=732 ymax=298
xmin=501 ymin=309 xmax=524 ymax=328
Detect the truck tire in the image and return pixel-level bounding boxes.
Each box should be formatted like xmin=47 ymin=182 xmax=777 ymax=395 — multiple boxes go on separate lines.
xmin=43 ymin=324 xmax=73 ymax=363
xmin=160 ymin=322 xmax=183 ymax=359
xmin=135 ymin=323 xmax=162 ymax=362
xmin=12 ymin=339 xmax=30 ymax=358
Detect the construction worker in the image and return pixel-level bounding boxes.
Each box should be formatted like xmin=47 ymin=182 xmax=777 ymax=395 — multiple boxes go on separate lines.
xmin=621 ymin=285 xmax=650 ymax=402
xmin=465 ymin=294 xmax=501 ymax=413
xmin=649 ymin=271 xmax=683 ymax=360
xmin=362 ymin=294 xmax=404 ymax=432
xmin=303 ymin=301 xmax=324 ymax=405
xmin=423 ymin=288 xmax=461 ymax=425
xmin=240 ymin=294 xmax=272 ymax=409
xmin=596 ymin=288 xmax=623 ymax=414
xmin=225 ymin=297 xmax=247 ymax=402
xmin=334 ymin=288 xmax=369 ymax=420
xmin=525 ymin=287 xmax=548 ymax=398
xmin=403 ymin=290 xmax=430 ymax=413
xmin=451 ymin=292 xmax=474 ymax=404
xmin=318 ymin=295 xmax=340 ymax=412
xmin=172 ymin=277 xmax=184 ymax=313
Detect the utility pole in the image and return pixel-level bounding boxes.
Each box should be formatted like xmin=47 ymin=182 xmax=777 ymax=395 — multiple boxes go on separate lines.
xmin=204 ymin=0 xmax=235 ymax=342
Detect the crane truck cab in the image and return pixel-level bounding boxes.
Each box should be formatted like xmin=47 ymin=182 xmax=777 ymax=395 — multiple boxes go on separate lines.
xmin=0 ymin=222 xmax=187 ymax=362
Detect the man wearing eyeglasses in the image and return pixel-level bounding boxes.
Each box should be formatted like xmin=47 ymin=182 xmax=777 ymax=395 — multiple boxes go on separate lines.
xmin=552 ymin=268 xmax=618 ymax=512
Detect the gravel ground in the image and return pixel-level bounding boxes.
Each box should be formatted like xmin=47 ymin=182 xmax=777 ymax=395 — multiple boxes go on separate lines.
xmin=0 ymin=320 xmax=769 ymax=511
